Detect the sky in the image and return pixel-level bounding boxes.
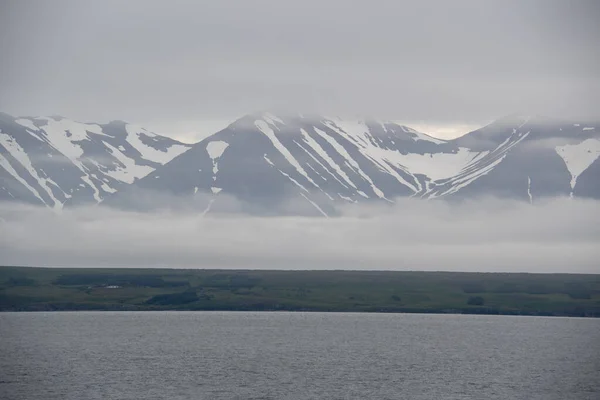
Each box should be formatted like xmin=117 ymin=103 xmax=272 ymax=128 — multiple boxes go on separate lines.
xmin=0 ymin=0 xmax=599 ymax=142
xmin=1 ymin=198 xmax=599 ymax=273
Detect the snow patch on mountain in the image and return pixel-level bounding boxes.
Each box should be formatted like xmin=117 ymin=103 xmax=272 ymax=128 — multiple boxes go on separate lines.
xmin=399 ymin=125 xmax=446 ymax=144
xmin=0 ymin=147 xmax=46 ymax=205
xmin=435 ymin=154 xmax=506 ymax=198
xmin=324 ymin=119 xmax=374 ymax=147
xmin=35 ymin=117 xmax=106 ymax=162
xmin=125 ymin=124 xmax=189 ymax=163
xmin=206 ymin=140 xmax=229 ymax=160
xmin=1 ymin=114 xmax=192 ymax=209
xmin=206 ymin=140 xmax=229 ymax=179
xmin=102 ymin=141 xmax=154 ymax=184
xmin=300 ymin=192 xmax=329 ymax=217
xmin=314 ymin=126 xmax=394 ymax=197
xmin=0 ymin=132 xmax=64 ymax=209
xmin=256 ymin=120 xmax=319 ymax=188
xmin=299 ymin=128 xmax=356 ymax=189
xmin=555 ymin=138 xmax=600 ymax=190
xmin=15 ymin=119 xmax=40 ymax=132
xmin=374 ymin=147 xmax=480 ymax=181
xmin=425 ymin=130 xmax=531 ymax=198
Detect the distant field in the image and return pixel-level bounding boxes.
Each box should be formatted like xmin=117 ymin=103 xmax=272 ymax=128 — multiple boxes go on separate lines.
xmin=1 ymin=266 xmax=599 ymax=317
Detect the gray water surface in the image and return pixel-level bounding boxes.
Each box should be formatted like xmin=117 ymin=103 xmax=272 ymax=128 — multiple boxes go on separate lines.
xmin=1 ymin=312 xmax=599 ymax=400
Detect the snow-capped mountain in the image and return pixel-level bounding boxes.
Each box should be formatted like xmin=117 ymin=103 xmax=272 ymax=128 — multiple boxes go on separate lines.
xmin=0 ymin=112 xmax=191 ymax=209
xmin=106 ymin=112 xmax=600 ymax=216
xmin=443 ymin=115 xmax=600 ymax=201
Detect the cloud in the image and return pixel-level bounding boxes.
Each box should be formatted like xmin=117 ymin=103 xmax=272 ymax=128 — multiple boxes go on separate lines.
xmin=398 ymin=123 xmax=484 ymax=140
xmin=0 ymin=0 xmax=599 ymax=134
xmin=1 ymin=197 xmax=598 ymax=273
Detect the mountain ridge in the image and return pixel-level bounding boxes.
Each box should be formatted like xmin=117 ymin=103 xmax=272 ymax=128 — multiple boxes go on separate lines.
xmin=0 ymin=113 xmax=191 ymax=209
xmin=105 ymin=112 xmax=600 ymax=216
xmin=1 ymin=111 xmax=598 ymax=216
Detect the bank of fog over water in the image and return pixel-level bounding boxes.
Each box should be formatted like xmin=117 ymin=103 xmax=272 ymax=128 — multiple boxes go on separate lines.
xmin=0 ymin=196 xmax=598 ymax=273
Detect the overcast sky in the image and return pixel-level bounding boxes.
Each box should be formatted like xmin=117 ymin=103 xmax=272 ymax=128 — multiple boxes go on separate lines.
xmin=1 ymin=0 xmax=599 ymax=141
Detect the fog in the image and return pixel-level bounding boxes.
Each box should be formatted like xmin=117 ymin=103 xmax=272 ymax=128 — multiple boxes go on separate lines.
xmin=1 ymin=197 xmax=598 ymax=273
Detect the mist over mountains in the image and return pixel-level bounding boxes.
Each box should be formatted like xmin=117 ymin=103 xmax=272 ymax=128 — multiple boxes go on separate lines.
xmin=1 ymin=111 xmax=599 ymax=272
xmin=1 ymin=111 xmax=598 ymax=216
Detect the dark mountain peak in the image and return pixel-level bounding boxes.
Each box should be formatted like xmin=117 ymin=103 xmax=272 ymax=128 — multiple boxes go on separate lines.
xmin=106 ymin=119 xmax=129 ymax=126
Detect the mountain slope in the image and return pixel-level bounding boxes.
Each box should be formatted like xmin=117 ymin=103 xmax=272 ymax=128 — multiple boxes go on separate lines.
xmin=105 ymin=112 xmax=600 ymax=216
xmin=0 ymin=113 xmax=191 ymax=209
xmin=446 ymin=116 xmax=600 ymax=202
xmin=3 ymin=111 xmax=597 ymax=215
xmin=104 ymin=113 xmax=446 ymax=215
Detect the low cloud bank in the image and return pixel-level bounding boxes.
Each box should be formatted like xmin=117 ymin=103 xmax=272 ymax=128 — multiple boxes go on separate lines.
xmin=0 ymin=197 xmax=598 ymax=273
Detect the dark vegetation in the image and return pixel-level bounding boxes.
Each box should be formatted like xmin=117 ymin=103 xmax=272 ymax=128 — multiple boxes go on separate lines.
xmin=53 ymin=273 xmax=187 ymax=288
xmin=467 ymin=296 xmax=485 ymax=306
xmin=0 ymin=266 xmax=599 ymax=317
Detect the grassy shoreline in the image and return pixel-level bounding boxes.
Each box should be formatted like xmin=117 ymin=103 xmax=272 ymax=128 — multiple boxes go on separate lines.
xmin=1 ymin=266 xmax=599 ymax=317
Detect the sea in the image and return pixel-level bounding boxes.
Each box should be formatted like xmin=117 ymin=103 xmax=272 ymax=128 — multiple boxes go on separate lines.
xmin=1 ymin=311 xmax=598 ymax=399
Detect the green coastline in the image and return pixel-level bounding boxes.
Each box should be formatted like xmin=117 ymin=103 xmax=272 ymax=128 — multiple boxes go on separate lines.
xmin=1 ymin=266 xmax=599 ymax=317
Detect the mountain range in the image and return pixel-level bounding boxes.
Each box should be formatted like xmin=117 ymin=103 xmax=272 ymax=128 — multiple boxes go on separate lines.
xmin=0 ymin=112 xmax=190 ymax=209
xmin=1 ymin=111 xmax=598 ymax=216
